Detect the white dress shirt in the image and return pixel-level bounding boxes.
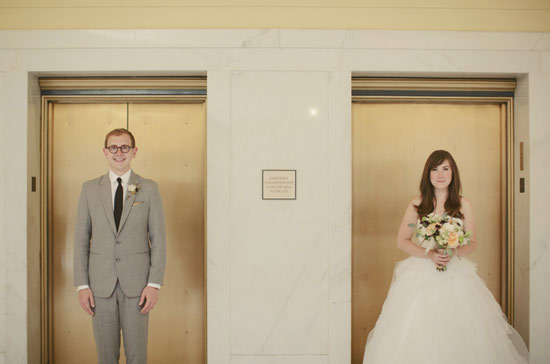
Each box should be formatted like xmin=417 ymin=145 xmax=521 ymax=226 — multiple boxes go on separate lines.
xmin=77 ymin=169 xmax=160 ymax=291
xmin=109 ymin=169 xmax=132 ymax=209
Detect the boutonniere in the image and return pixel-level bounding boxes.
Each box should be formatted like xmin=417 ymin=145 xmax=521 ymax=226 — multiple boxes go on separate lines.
xmin=127 ymin=184 xmax=139 ymax=199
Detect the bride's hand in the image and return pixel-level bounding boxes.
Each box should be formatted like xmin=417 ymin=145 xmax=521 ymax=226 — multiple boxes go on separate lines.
xmin=428 ymin=250 xmax=451 ymax=268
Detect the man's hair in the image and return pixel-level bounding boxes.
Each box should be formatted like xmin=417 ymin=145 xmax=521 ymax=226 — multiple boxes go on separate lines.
xmin=104 ymin=128 xmax=136 ymax=148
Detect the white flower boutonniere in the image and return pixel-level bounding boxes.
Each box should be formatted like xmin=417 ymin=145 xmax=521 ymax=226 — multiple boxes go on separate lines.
xmin=127 ymin=184 xmax=139 ymax=198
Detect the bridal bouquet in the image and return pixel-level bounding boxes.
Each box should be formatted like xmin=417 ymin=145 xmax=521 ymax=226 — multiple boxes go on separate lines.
xmin=409 ymin=213 xmax=472 ymax=271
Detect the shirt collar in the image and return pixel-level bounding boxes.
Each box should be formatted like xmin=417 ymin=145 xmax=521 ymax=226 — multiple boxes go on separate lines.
xmin=109 ymin=169 xmax=132 ymax=184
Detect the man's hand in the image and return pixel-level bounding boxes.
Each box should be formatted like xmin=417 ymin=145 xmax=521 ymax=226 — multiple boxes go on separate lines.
xmin=78 ymin=288 xmax=95 ymax=316
xmin=139 ymin=286 xmax=159 ymax=314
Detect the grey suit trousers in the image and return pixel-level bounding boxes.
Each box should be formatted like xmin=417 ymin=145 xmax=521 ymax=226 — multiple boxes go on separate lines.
xmin=92 ymin=282 xmax=148 ymax=364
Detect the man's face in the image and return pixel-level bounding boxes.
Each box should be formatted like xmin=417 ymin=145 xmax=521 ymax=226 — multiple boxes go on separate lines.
xmin=103 ymin=133 xmax=137 ymax=175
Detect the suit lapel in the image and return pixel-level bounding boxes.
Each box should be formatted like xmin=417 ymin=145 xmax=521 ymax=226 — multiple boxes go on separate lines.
xmin=99 ymin=173 xmax=118 ymax=235
xmin=118 ymin=171 xmax=139 ymax=233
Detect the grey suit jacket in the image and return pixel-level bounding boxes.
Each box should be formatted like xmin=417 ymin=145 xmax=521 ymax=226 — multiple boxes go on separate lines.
xmin=73 ymin=171 xmax=166 ymax=298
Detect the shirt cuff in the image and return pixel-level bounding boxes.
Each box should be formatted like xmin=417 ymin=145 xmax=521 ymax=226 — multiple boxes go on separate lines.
xmin=147 ymin=283 xmax=161 ymax=289
xmin=76 ymin=285 xmax=90 ymax=291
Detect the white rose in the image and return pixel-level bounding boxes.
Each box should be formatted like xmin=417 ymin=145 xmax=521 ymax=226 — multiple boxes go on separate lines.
xmin=442 ymin=223 xmax=455 ymax=233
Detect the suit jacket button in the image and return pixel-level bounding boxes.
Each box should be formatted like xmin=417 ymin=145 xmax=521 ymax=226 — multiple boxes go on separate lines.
xmin=116 ymin=241 xmax=121 ymax=244
xmin=115 ymin=258 xmax=120 ymax=262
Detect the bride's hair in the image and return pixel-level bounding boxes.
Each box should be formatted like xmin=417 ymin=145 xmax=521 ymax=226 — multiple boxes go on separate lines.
xmin=416 ymin=150 xmax=463 ymax=219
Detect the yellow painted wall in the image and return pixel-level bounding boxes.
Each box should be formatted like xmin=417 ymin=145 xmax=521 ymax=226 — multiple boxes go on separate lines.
xmin=0 ymin=0 xmax=549 ymax=32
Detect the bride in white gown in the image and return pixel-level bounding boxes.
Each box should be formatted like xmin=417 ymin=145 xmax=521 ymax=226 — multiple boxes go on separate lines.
xmin=362 ymin=150 xmax=528 ymax=364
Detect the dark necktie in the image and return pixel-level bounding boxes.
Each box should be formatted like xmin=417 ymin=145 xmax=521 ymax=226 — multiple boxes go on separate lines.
xmin=114 ymin=177 xmax=123 ymax=231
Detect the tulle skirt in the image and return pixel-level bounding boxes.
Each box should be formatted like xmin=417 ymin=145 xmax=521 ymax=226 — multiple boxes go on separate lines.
xmin=363 ymin=256 xmax=528 ymax=364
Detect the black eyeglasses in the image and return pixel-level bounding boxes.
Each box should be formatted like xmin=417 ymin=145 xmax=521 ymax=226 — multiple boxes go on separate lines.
xmin=106 ymin=145 xmax=133 ymax=154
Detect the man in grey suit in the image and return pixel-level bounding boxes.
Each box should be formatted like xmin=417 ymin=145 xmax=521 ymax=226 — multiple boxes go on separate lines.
xmin=74 ymin=128 xmax=166 ymax=364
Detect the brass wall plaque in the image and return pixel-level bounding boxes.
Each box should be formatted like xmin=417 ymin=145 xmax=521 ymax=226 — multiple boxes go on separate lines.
xmin=262 ymin=170 xmax=296 ymax=200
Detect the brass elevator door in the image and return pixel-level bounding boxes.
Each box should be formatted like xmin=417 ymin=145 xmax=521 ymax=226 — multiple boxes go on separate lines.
xmin=50 ymin=103 xmax=205 ymax=364
xmin=352 ymin=102 xmax=505 ymax=364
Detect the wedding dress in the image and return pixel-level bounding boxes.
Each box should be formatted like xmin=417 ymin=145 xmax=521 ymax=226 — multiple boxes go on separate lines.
xmin=362 ymin=223 xmax=528 ymax=364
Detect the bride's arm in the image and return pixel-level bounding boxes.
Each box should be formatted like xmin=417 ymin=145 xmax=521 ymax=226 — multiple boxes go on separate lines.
xmin=456 ymin=197 xmax=477 ymax=256
xmin=397 ymin=198 xmax=446 ymax=266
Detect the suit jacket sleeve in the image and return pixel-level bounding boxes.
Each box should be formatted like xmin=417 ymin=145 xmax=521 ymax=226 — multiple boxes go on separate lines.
xmin=73 ymin=184 xmax=92 ymax=287
xmin=147 ymin=181 xmax=167 ymax=286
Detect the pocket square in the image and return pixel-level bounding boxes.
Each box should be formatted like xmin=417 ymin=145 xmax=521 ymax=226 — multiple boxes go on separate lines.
xmin=132 ymin=201 xmax=144 ymax=206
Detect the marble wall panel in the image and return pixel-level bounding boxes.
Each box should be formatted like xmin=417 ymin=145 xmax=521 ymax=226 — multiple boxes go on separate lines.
xmin=15 ymin=49 xmax=220 ymax=73
xmin=207 ymin=70 xmax=232 ymax=364
xmin=326 ymin=71 xmax=352 ymax=364
xmin=343 ymin=49 xmax=541 ymax=74
xmin=230 ymin=71 xmax=329 ymax=355
xmin=0 ymin=51 xmax=15 ymax=72
xmin=542 ymin=52 xmax=550 ymax=72
xmin=342 ymin=31 xmax=544 ymax=51
xmin=222 ymin=49 xmax=341 ymax=72
xmin=1 ymin=30 xmax=548 ymax=52
xmin=279 ymin=30 xmax=347 ymax=49
xmin=528 ymin=73 xmax=550 ymax=364
xmin=534 ymin=34 xmax=550 ymax=51
xmin=3 ymin=72 xmax=28 ymax=364
xmin=0 ymin=29 xmax=281 ymax=49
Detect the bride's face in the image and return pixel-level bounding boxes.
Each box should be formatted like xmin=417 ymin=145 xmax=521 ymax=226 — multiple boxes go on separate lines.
xmin=430 ymin=160 xmax=452 ymax=190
